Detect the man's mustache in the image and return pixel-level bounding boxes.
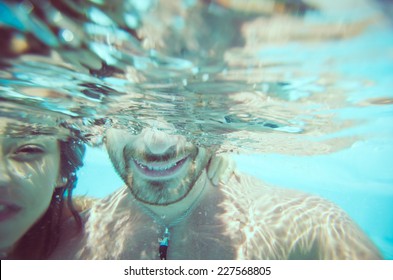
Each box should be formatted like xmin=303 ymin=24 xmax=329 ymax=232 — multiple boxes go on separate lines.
xmin=123 ymin=144 xmax=196 ymax=163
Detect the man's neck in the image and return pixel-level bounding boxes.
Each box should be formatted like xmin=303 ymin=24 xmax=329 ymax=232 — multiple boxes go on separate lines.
xmin=136 ymin=170 xmax=211 ymax=227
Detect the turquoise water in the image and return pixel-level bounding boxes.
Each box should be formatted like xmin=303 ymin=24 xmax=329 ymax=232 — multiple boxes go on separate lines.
xmin=1 ymin=0 xmax=393 ymax=259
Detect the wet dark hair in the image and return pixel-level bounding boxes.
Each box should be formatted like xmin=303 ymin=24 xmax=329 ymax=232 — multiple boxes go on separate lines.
xmin=9 ymin=137 xmax=86 ymax=259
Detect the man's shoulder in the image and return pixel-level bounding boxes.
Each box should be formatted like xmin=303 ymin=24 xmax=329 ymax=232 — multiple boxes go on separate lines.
xmin=222 ymin=171 xmax=343 ymax=214
xmin=223 ymin=171 xmax=306 ymax=197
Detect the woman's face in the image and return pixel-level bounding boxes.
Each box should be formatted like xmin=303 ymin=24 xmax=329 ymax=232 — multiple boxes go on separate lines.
xmin=0 ymin=121 xmax=61 ymax=252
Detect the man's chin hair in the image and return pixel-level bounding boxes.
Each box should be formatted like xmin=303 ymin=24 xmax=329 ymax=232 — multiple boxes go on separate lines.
xmin=130 ymin=177 xmax=194 ymax=206
xmin=130 ymin=187 xmax=176 ymax=206
xmin=130 ymin=185 xmax=170 ymax=205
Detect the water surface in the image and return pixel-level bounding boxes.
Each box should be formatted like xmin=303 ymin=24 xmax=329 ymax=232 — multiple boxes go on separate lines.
xmin=1 ymin=0 xmax=392 ymax=259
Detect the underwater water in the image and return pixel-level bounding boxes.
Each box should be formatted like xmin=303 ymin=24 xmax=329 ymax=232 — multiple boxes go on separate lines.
xmin=1 ymin=0 xmax=393 ymax=259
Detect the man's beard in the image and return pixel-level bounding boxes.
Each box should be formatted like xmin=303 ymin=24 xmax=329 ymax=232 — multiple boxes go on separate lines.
xmin=126 ymin=170 xmax=196 ymax=206
xmin=122 ymin=147 xmax=208 ymax=206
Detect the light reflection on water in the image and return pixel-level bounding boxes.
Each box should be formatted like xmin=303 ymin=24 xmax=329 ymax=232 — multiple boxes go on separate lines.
xmin=1 ymin=0 xmax=393 ymax=259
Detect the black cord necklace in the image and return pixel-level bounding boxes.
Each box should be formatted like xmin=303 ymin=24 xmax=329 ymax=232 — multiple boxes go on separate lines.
xmin=135 ymin=176 xmax=207 ymax=260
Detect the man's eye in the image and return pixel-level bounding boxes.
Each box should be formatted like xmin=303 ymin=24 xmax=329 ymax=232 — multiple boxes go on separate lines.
xmin=12 ymin=145 xmax=45 ymax=161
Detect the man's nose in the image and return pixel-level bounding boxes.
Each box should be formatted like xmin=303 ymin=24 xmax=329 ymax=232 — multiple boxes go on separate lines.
xmin=142 ymin=127 xmax=178 ymax=155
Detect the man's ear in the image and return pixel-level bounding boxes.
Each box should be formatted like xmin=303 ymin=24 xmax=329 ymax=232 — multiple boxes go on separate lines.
xmin=207 ymin=153 xmax=236 ymax=186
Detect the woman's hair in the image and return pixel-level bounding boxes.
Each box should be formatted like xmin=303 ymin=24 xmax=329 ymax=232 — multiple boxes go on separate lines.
xmin=9 ymin=135 xmax=86 ymax=259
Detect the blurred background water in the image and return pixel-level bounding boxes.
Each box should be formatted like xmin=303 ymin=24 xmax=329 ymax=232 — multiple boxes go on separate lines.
xmin=1 ymin=0 xmax=392 ymax=259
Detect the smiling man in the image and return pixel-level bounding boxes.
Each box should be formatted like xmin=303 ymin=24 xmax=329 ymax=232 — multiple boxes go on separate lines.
xmin=106 ymin=121 xmax=211 ymax=207
xmin=51 ymin=120 xmax=382 ymax=260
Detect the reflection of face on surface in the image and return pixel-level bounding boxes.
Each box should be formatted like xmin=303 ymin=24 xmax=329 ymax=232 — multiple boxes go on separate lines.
xmin=0 ymin=120 xmax=61 ymax=252
xmin=105 ymin=120 xmax=211 ymax=206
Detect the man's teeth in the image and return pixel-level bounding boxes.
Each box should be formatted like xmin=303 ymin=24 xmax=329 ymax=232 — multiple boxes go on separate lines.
xmin=135 ymin=160 xmax=179 ymax=171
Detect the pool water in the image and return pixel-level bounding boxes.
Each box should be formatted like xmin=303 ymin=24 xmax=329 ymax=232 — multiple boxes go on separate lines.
xmin=1 ymin=0 xmax=393 ymax=259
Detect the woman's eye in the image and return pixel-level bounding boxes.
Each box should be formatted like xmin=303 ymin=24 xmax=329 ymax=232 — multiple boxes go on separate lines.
xmin=12 ymin=145 xmax=45 ymax=161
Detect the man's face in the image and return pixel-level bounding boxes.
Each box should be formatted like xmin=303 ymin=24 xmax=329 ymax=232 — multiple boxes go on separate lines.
xmin=105 ymin=120 xmax=211 ymax=205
